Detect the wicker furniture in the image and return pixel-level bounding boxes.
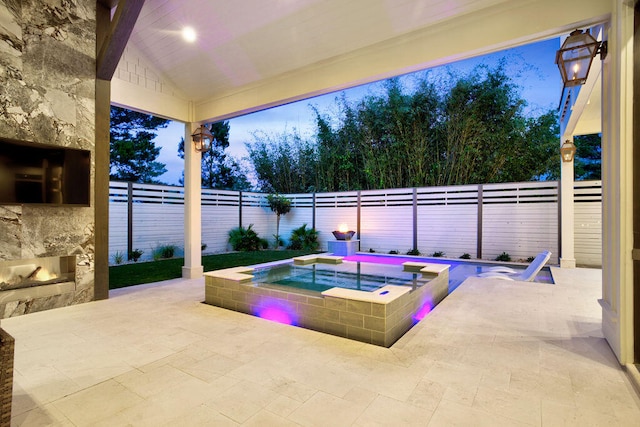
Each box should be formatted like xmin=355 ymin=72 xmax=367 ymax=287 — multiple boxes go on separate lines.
xmin=0 ymin=327 xmax=14 ymax=427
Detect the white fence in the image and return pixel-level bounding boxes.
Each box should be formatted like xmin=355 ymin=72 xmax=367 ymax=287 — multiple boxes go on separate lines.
xmin=109 ymin=180 xmax=603 ymax=267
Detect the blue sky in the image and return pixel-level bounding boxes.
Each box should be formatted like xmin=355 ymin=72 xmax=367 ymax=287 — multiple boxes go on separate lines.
xmin=153 ymin=38 xmax=562 ymax=185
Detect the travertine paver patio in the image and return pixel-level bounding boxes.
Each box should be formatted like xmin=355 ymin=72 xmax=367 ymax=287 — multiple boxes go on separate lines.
xmin=3 ymin=266 xmax=640 ymax=426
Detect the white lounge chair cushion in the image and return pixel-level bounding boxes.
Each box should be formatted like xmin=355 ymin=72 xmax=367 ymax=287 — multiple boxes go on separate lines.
xmin=478 ymin=251 xmax=551 ymax=282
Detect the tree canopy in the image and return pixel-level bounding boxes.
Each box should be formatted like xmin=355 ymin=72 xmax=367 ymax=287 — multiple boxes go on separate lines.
xmin=109 ymin=106 xmax=170 ymax=183
xmin=573 ymin=134 xmax=601 ymax=180
xmin=178 ymin=121 xmax=250 ymax=190
xmin=246 ymin=64 xmax=561 ymax=193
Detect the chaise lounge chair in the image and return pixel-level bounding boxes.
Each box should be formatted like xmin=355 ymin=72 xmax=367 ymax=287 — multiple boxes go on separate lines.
xmin=478 ymin=251 xmax=551 ymax=282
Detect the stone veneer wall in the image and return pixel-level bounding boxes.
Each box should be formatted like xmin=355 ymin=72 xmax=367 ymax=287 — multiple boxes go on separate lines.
xmin=0 ymin=0 xmax=96 ymax=318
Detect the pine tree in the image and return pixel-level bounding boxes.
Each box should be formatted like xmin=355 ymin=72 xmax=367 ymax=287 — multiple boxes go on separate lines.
xmin=109 ymin=106 xmax=169 ymax=183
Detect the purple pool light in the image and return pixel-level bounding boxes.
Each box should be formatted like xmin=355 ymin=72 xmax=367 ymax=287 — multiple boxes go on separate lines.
xmin=256 ymin=299 xmax=297 ymax=325
xmin=413 ymin=301 xmax=433 ymax=322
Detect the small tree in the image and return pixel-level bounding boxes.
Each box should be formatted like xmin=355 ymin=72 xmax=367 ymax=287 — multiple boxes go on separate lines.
xmin=266 ymin=194 xmax=291 ymax=248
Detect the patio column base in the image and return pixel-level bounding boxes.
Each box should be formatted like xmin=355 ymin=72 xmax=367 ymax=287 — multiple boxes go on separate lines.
xmin=182 ymin=266 xmax=204 ymax=279
xmin=560 ymin=258 xmax=576 ymax=268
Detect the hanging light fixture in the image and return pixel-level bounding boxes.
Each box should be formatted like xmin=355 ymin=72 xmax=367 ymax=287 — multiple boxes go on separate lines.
xmin=191 ymin=125 xmax=213 ymax=152
xmin=555 ymin=29 xmax=607 ymax=87
xmin=560 ymin=140 xmax=577 ymax=162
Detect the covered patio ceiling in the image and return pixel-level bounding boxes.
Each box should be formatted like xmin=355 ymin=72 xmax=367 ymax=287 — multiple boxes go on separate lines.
xmin=109 ymin=0 xmax=610 ymax=125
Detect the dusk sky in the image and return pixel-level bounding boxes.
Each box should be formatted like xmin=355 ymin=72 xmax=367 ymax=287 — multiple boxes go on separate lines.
xmin=152 ymin=38 xmax=562 ymax=186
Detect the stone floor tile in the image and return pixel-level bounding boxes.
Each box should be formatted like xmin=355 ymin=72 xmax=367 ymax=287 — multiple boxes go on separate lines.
xmin=354 ymin=394 xmax=433 ymax=426
xmin=244 ymin=409 xmax=302 ymax=426
xmin=52 ymin=379 xmax=144 ymax=426
xmin=3 ymin=269 xmax=639 ymax=426
xmin=9 ymin=402 xmax=74 ymax=427
xmin=287 ymin=391 xmax=367 ymax=427
xmin=206 ymin=379 xmax=281 ymax=424
xmin=427 ymin=399 xmax=533 ymax=427
xmin=472 ymin=386 xmax=541 ymax=425
xmin=265 ymin=394 xmax=303 ymax=418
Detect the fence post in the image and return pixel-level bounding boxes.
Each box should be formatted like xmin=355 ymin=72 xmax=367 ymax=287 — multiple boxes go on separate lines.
xmin=557 ymin=181 xmax=562 ymax=260
xmin=357 ymin=191 xmax=361 ymax=251
xmin=413 ymin=188 xmax=418 ymax=252
xmin=239 ymin=191 xmax=243 ymax=229
xmin=312 ymin=193 xmax=316 ymax=230
xmin=477 ymin=184 xmax=483 ymax=259
xmin=127 ymin=181 xmax=133 ymax=260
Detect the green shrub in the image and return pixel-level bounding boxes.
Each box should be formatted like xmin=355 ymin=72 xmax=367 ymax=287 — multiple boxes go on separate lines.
xmin=369 ymin=248 xmax=376 ymax=253
xmin=287 ymin=224 xmax=319 ymax=251
xmin=113 ymin=251 xmax=125 ymax=265
xmin=129 ymin=249 xmax=143 ymax=262
xmin=526 ymin=256 xmax=535 ymax=263
xmin=407 ymin=248 xmax=421 ymax=256
xmin=495 ymin=252 xmax=511 ymax=262
xmin=153 ymin=244 xmax=178 ymax=260
xmin=201 ymin=243 xmax=207 ymax=251
xmin=228 ymin=225 xmax=265 ymax=251
xmin=389 ymin=250 xmax=399 ymax=254
xmin=432 ymin=251 xmax=445 ymax=257
xmin=459 ymin=253 xmax=471 ymax=259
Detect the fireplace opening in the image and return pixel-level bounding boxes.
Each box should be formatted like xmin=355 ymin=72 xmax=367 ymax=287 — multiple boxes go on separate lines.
xmin=0 ymin=256 xmax=76 ymax=292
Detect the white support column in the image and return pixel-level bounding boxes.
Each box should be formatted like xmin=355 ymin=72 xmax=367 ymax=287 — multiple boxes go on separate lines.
xmin=600 ymin=0 xmax=634 ymax=364
xmin=182 ymin=122 xmax=203 ymax=279
xmin=560 ymin=138 xmax=576 ymax=269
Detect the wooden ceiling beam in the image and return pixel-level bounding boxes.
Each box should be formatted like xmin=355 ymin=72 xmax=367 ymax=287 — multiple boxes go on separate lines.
xmin=96 ymin=0 xmax=145 ymax=81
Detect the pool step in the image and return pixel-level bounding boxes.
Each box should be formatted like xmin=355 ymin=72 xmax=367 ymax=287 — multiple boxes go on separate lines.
xmin=293 ymin=255 xmax=343 ymax=265
xmin=403 ymin=262 xmax=450 ymax=279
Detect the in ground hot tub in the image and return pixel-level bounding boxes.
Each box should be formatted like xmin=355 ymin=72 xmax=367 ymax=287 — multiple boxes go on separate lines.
xmin=204 ymin=255 xmax=449 ymax=347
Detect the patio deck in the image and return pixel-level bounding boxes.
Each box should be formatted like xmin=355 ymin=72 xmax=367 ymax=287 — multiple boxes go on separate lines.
xmin=3 ymin=267 xmax=640 ymax=426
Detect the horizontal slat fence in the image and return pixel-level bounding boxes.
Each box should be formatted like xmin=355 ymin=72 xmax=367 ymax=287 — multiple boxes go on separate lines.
xmin=108 ymin=180 xmax=603 ymax=267
xmin=574 ymin=180 xmax=602 ymax=267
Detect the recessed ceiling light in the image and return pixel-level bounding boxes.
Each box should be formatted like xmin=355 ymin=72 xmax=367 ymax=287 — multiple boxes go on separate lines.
xmin=182 ymin=27 xmax=196 ymax=43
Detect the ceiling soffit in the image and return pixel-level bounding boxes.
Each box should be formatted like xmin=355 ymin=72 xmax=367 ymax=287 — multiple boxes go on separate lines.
xmin=115 ymin=0 xmax=612 ymax=123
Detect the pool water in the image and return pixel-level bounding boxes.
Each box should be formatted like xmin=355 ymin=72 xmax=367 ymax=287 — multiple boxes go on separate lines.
xmin=344 ymin=254 xmax=554 ymax=289
xmin=251 ymin=253 xmax=553 ymax=294
xmin=252 ymin=262 xmax=423 ymax=293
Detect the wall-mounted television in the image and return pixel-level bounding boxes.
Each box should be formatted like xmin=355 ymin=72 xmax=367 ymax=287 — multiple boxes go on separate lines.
xmin=0 ymin=137 xmax=91 ymax=206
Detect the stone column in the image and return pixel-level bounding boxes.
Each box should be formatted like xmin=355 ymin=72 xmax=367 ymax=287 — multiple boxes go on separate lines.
xmin=182 ymin=122 xmax=204 ymax=279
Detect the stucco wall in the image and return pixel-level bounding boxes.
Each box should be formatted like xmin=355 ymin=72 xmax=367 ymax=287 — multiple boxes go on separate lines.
xmin=0 ymin=0 xmax=96 ymax=318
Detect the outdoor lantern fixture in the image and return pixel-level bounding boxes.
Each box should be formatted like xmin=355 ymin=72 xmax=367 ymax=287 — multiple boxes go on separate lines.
xmin=191 ymin=125 xmax=213 ymax=152
xmin=560 ymin=140 xmax=577 ymax=162
xmin=555 ymin=29 xmax=607 ymax=87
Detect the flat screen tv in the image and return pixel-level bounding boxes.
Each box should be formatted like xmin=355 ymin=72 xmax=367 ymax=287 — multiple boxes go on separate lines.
xmin=0 ymin=137 xmax=91 ymax=206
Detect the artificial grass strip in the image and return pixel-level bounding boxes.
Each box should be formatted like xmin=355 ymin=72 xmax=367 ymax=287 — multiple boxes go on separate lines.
xmin=109 ymin=250 xmax=314 ymax=289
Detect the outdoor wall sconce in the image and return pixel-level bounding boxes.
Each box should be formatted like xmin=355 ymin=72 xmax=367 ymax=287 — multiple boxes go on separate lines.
xmin=560 ymin=140 xmax=577 ymax=162
xmin=191 ymin=125 xmax=213 ymax=152
xmin=555 ymin=29 xmax=607 ymax=87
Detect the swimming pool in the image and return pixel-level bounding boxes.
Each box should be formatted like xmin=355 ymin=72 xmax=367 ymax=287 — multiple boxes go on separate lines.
xmin=249 ymin=253 xmax=553 ymax=296
xmin=203 ymin=252 xmax=553 ymax=347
